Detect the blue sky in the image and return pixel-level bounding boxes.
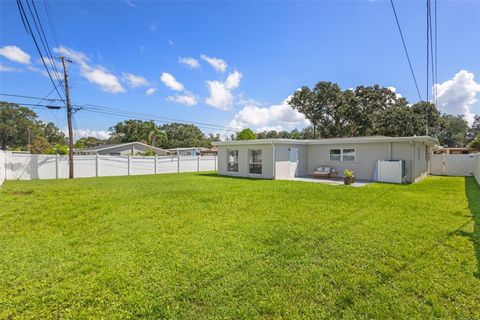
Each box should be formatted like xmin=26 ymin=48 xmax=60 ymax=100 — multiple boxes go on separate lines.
xmin=1 ymin=0 xmax=479 ymax=139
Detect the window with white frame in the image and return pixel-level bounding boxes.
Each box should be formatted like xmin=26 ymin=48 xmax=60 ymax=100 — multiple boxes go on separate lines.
xmin=227 ymin=150 xmax=239 ymax=172
xmin=342 ymin=149 xmax=356 ymax=161
xmin=330 ymin=148 xmax=356 ymax=162
xmin=249 ymin=149 xmax=262 ymax=174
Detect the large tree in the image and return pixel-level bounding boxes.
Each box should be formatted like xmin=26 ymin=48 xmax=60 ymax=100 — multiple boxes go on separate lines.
xmin=411 ymin=101 xmax=441 ymax=136
xmin=35 ymin=120 xmax=67 ymax=145
xmin=109 ymin=120 xmax=166 ymax=147
xmin=159 ymin=123 xmax=211 ymax=148
xmin=437 ymin=115 xmax=469 ymax=147
xmin=0 ymin=102 xmax=37 ymax=150
xmin=466 ymin=115 xmax=480 ymax=143
xmin=236 ymin=128 xmax=256 ymax=140
xmin=74 ymin=136 xmax=107 ymax=149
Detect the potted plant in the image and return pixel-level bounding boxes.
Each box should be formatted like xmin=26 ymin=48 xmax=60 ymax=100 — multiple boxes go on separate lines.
xmin=344 ymin=169 xmax=355 ymax=185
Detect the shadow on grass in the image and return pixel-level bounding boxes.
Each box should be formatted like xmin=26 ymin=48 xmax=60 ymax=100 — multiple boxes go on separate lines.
xmin=465 ymin=177 xmax=480 ymax=278
xmin=196 ymin=172 xmax=272 ymax=181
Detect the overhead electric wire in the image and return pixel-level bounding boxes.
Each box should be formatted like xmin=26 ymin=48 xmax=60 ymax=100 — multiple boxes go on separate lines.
xmin=426 ymin=0 xmax=430 ymax=102
xmin=16 ymin=0 xmax=65 ymax=103
xmin=0 ymin=92 xmax=63 ymax=101
xmin=26 ymin=0 xmax=64 ymax=93
xmin=390 ymin=0 xmax=423 ymax=101
xmin=434 ymin=0 xmax=438 ymax=106
xmin=428 ymin=0 xmax=435 ymax=103
xmin=43 ymin=0 xmax=59 ymax=48
xmin=1 ymin=93 xmax=242 ymax=133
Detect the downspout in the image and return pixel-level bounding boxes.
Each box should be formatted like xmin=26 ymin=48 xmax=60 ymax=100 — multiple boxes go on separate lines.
xmin=271 ymin=141 xmax=276 ymax=179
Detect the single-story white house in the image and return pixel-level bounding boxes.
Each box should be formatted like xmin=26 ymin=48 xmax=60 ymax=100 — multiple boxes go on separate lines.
xmin=212 ymin=136 xmax=439 ymax=183
xmin=74 ymin=142 xmax=169 ymax=156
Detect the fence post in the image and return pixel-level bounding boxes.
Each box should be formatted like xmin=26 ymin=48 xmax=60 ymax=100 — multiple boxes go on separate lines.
xmin=128 ymin=155 xmax=131 ymax=176
xmin=197 ymin=155 xmax=200 ymax=172
xmin=55 ymin=154 xmax=59 ymax=179
xmin=177 ymin=155 xmax=180 ymax=173
xmin=154 ymin=155 xmax=158 ymax=174
xmin=214 ymin=155 xmax=217 ymax=171
xmin=96 ymin=154 xmax=99 ymax=177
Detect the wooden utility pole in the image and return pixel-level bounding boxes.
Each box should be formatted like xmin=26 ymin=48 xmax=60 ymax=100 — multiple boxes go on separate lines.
xmin=59 ymin=56 xmax=74 ymax=179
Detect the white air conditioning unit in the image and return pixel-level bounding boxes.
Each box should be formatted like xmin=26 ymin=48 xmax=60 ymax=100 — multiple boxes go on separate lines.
xmin=373 ymin=160 xmax=406 ymax=184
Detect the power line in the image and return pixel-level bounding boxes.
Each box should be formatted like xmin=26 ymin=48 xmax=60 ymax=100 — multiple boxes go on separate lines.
xmin=1 ymin=94 xmax=241 ymax=133
xmin=15 ymin=0 xmax=65 ymax=102
xmin=390 ymin=0 xmax=423 ymax=101
xmin=434 ymin=0 xmax=438 ymax=106
xmin=426 ymin=0 xmax=430 ymax=102
xmin=27 ymin=0 xmax=64 ymax=93
xmin=0 ymin=92 xmax=62 ymax=101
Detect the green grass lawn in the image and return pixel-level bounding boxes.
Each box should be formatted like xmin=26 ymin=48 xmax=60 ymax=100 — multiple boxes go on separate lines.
xmin=0 ymin=173 xmax=479 ymax=319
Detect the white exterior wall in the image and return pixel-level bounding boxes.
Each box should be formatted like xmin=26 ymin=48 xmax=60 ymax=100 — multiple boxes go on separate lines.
xmin=274 ymin=144 xmax=308 ymax=179
xmin=217 ymin=144 xmax=274 ymax=179
xmin=307 ymin=142 xmax=392 ymax=181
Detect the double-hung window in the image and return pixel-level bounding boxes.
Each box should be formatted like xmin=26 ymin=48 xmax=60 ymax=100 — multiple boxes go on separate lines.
xmin=248 ymin=149 xmax=262 ymax=174
xmin=330 ymin=148 xmax=356 ymax=162
xmin=227 ymin=150 xmax=239 ymax=172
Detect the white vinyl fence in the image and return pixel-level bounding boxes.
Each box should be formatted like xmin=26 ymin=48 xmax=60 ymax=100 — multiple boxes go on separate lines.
xmin=474 ymin=153 xmax=480 ymax=186
xmin=0 ymin=151 xmax=6 ymax=186
xmin=1 ymin=151 xmax=217 ymax=181
xmin=430 ymin=154 xmax=476 ymax=177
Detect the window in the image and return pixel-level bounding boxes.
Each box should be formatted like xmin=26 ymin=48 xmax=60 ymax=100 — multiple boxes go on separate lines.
xmin=227 ymin=150 xmax=239 ymax=172
xmin=249 ymin=149 xmax=262 ymax=174
xmin=330 ymin=148 xmax=356 ymax=162
xmin=342 ymin=149 xmax=356 ymax=161
xmin=329 ymin=149 xmax=341 ymax=161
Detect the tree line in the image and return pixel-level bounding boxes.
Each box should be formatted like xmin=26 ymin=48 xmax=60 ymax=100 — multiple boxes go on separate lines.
xmin=2 ymin=82 xmax=480 ymax=155
xmin=0 ymin=101 xmax=220 ymax=154
xmin=234 ymin=82 xmax=479 ymax=149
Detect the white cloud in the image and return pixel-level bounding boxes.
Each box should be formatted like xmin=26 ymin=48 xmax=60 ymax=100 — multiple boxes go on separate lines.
xmin=178 ymin=56 xmax=200 ymax=69
xmin=386 ymin=86 xmax=403 ymax=99
xmin=82 ymin=67 xmax=125 ymax=93
xmin=54 ymin=46 xmax=89 ymax=67
xmin=125 ymin=0 xmax=137 ymax=8
xmin=228 ymin=97 xmax=309 ymax=132
xmin=200 ymin=54 xmax=227 ymax=72
xmin=64 ymin=128 xmax=110 ymax=142
xmin=122 ymin=72 xmax=148 ymax=88
xmin=0 ymin=45 xmax=31 ymax=64
xmin=160 ymin=72 xmax=184 ymax=91
xmin=145 ymin=88 xmax=157 ymax=95
xmin=54 ymin=46 xmax=125 ymax=94
xmin=150 ymin=20 xmax=159 ymax=31
xmin=0 ymin=64 xmax=20 ymax=72
xmin=205 ymin=71 xmax=242 ymax=110
xmin=434 ymin=70 xmax=480 ymax=124
xmin=167 ymin=92 xmax=197 ymax=106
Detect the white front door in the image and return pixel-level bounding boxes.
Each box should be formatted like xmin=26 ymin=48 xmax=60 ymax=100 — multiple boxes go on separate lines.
xmin=289 ymin=148 xmax=298 ymax=178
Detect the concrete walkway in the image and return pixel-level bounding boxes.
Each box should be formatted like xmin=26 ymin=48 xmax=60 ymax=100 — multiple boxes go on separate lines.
xmin=291 ymin=176 xmax=371 ymax=187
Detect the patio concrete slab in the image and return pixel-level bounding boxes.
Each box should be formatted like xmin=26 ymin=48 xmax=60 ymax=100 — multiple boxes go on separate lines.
xmin=290 ymin=176 xmax=371 ymax=187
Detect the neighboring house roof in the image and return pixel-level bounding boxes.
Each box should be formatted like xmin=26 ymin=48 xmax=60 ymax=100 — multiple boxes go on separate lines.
xmin=74 ymin=142 xmax=168 ymax=153
xmin=212 ymin=136 xmax=439 ymax=146
xmin=167 ymin=147 xmax=209 ymax=151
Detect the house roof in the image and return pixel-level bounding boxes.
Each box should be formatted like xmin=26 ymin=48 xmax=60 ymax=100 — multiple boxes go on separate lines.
xmin=74 ymin=142 xmax=168 ymax=153
xmin=167 ymin=147 xmax=209 ymax=151
xmin=212 ymin=136 xmax=439 ymax=146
